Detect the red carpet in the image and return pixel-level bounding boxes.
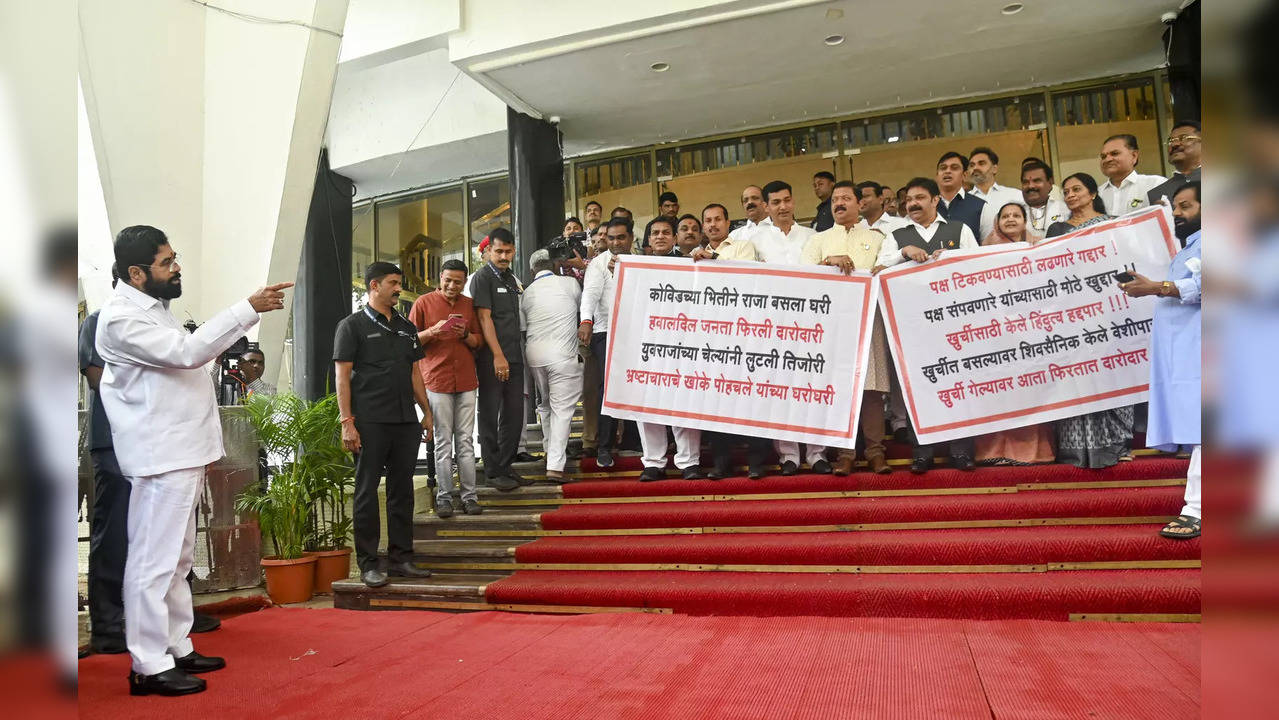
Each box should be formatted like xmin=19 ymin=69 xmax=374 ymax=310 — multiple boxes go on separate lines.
xmin=77 ymin=607 xmax=1199 ymax=719
xmin=514 ymin=524 xmax=1199 ymax=566
xmin=565 ymin=456 xmax=1188 ymax=498
xmin=540 ymin=485 xmax=1183 ymax=531
xmin=486 ymin=569 xmax=1200 ymax=618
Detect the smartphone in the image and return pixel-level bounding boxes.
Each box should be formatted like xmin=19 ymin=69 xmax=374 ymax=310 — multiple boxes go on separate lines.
xmin=1114 ymin=270 xmax=1135 ymax=284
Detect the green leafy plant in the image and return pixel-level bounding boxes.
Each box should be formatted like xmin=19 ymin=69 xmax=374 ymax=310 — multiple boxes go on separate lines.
xmin=236 ymin=392 xmax=354 ymax=558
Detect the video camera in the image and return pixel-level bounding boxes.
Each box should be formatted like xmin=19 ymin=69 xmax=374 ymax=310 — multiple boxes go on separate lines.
xmin=547 ymin=231 xmax=588 ymax=264
xmin=184 ymin=320 xmax=253 ymax=405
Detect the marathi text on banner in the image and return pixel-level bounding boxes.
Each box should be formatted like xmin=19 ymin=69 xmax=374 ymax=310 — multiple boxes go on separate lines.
xmin=879 ymin=206 xmax=1179 ymax=445
xmin=602 ymin=256 xmax=877 ymax=449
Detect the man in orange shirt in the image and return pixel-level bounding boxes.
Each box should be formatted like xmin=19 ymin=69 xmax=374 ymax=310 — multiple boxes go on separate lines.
xmin=409 ymin=259 xmax=484 ymax=518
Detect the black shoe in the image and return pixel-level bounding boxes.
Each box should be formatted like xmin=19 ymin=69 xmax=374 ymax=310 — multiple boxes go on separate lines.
xmin=682 ymin=466 xmax=707 ymax=480
xmin=510 ymin=469 xmax=534 ymax=486
xmin=748 ymin=464 xmax=764 ymax=480
xmin=780 ymin=460 xmax=798 ymax=476
xmin=489 ymin=474 xmax=519 ymax=491
xmin=639 ymin=467 xmax=664 ymax=482
xmin=174 ymin=651 xmax=226 ymax=674
xmin=596 ymin=449 xmax=615 ymax=468
xmin=910 ymin=454 xmax=931 ymax=474
xmin=810 ymin=458 xmax=832 ymax=475
xmin=951 ymin=455 xmax=976 ymax=472
xmin=513 ymin=451 xmax=539 ymax=463
xmin=190 ymin=611 xmax=221 ymax=634
xmin=387 ymin=561 xmax=432 ymax=578
xmin=435 ymin=497 xmax=455 ymax=519
xmin=463 ymin=499 xmax=483 ymax=515
xmin=361 ymin=568 xmax=388 ymax=587
xmin=129 ymin=668 xmax=206 ymax=697
xmin=91 ymin=635 xmax=128 ymax=655
xmin=893 ymin=427 xmax=913 ymax=445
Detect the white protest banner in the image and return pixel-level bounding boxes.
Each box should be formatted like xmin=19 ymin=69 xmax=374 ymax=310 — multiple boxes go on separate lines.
xmin=878 ymin=205 xmax=1179 ymax=445
xmin=602 ymin=255 xmax=877 ymax=449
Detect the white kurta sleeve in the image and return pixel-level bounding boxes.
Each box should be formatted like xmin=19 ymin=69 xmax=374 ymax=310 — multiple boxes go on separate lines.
xmin=875 ymin=233 xmax=904 ymax=267
xmin=99 ymin=299 xmax=259 ymax=370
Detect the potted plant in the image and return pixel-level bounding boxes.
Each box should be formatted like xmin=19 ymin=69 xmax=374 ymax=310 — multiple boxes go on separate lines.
xmin=238 ymin=392 xmax=355 ymax=602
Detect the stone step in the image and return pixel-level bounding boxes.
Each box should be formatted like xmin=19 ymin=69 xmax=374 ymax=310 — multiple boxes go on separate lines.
xmin=414 ymin=509 xmax=541 ymax=540
xmin=412 ymin=539 xmax=520 ymax=565
xmin=331 ymin=573 xmax=503 ymax=611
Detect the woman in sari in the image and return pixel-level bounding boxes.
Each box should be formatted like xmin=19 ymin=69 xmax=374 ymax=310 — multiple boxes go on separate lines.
xmin=982 ymin=202 xmax=1032 ymax=245
xmin=1047 ymin=173 xmax=1134 ymax=467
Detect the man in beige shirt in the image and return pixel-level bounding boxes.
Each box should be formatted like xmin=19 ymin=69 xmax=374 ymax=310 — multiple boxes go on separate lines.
xmin=691 ymin=203 xmax=758 ymax=261
xmin=803 ymin=181 xmax=893 ymax=475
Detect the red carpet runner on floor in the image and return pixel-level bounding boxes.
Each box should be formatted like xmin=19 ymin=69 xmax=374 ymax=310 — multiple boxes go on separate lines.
xmin=77 ymin=607 xmax=1200 ymax=719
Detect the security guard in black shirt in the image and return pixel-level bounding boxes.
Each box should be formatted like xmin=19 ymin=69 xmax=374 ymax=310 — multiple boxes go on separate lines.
xmin=334 ymin=261 xmax=435 ymax=588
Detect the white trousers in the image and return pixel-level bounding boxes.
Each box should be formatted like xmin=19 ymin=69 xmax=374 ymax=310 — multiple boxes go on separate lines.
xmin=1181 ymin=445 xmax=1201 ymax=519
xmin=639 ymin=423 xmax=702 ymax=469
xmin=124 ymin=466 xmax=204 ymax=675
xmin=775 ymin=440 xmax=826 ymax=466
xmin=531 ymin=358 xmax=583 ymax=472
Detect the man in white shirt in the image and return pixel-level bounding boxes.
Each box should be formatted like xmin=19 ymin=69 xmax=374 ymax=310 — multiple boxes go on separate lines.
xmin=728 ymin=185 xmax=771 ymax=243
xmin=749 ymin=180 xmax=827 ymax=474
xmin=96 ymin=225 xmax=290 ymax=696
xmin=522 ymin=249 xmax=583 ymax=480
xmin=578 ymin=218 xmax=633 ymax=468
xmin=1098 ymin=134 xmax=1166 ymax=215
xmin=855 ymin=180 xmax=908 ymax=236
xmin=1020 ymin=159 xmax=1071 ymax=241
xmin=967 ymin=147 xmax=1026 ymax=217
xmin=871 ymin=180 xmax=978 ymax=473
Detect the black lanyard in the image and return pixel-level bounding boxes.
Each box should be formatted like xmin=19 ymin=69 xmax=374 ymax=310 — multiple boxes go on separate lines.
xmin=487 ymin=262 xmax=522 ymax=295
xmin=363 ymin=306 xmax=418 ymax=344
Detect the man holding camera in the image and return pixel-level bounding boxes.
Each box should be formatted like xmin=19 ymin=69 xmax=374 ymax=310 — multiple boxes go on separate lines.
xmin=237 ymin=348 xmax=276 ymax=396
xmin=409 ymin=259 xmax=484 ymax=518
xmin=522 ymin=248 xmax=583 ymax=480
xmin=96 ymin=225 xmax=291 ymax=696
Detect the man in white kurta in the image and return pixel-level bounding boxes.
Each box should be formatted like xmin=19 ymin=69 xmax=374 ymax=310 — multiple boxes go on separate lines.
xmin=97 ymin=225 xmax=289 ymax=696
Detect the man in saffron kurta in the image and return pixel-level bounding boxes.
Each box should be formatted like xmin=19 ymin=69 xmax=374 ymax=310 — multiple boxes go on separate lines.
xmin=1120 ymin=182 xmax=1202 ymax=539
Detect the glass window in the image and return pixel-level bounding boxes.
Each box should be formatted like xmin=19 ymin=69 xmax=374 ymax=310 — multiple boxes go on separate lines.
xmin=374 ymin=186 xmax=465 ymax=310
xmin=351 ymin=203 xmax=374 ymax=308
xmin=844 ymin=95 xmax=1047 ymax=195
xmin=1052 ymin=78 xmax=1164 ymax=185
xmin=467 ymin=176 xmax=511 ymax=269
xmin=656 ymin=124 xmax=839 ymax=226
xmin=576 ymin=152 xmax=654 ymax=231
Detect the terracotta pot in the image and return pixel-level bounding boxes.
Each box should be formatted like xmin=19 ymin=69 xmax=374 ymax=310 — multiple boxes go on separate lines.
xmin=306 ymin=547 xmax=353 ymax=593
xmin=260 ymin=555 xmax=316 ymax=604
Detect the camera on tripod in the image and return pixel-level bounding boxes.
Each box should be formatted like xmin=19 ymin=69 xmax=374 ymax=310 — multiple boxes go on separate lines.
xmin=547 ymin=231 xmax=588 ymax=264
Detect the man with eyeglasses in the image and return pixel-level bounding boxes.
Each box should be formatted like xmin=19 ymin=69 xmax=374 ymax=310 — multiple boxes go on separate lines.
xmin=96 ymin=226 xmax=292 ymax=696
xmin=1147 ymin=121 xmax=1203 ymax=224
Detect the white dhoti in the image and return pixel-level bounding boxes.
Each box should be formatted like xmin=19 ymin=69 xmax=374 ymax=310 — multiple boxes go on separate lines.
xmin=123 ymin=466 xmax=205 ymax=675
xmin=1182 ymin=445 xmax=1201 ymax=519
xmin=531 ymin=358 xmax=584 ymax=472
xmin=639 ymin=423 xmax=702 ymax=470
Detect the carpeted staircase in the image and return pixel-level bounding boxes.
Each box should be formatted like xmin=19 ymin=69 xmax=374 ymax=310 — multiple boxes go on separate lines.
xmin=332 ymin=417 xmax=1198 ymax=622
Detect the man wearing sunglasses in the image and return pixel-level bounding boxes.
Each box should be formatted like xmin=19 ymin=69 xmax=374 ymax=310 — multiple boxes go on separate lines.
xmin=96 ymin=225 xmax=292 ymax=697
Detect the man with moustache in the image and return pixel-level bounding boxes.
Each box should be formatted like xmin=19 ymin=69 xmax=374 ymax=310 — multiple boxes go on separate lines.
xmin=1147 ymin=121 xmax=1203 ymax=219
xmin=728 ymin=185 xmax=771 ymax=243
xmin=1098 ymin=134 xmax=1166 ymax=215
xmin=96 ymin=225 xmax=292 ymax=695
xmin=692 ymin=203 xmax=759 ymax=262
xmin=675 ymin=214 xmax=704 ymax=256
xmin=874 ymin=177 xmax=979 ymax=473
xmin=967 ymin=147 xmax=1025 ymax=212
xmin=811 ymin=170 xmax=836 ymax=231
xmin=644 ymin=216 xmax=683 ymax=257
xmin=855 ymin=180 xmax=908 ymax=236
xmin=803 ymin=182 xmax=894 ymax=475
xmin=335 ymin=262 xmax=436 ymax=588
xmin=1020 ymin=159 xmax=1071 ymax=241
xmin=935 ymin=151 xmax=993 ymax=238
xmin=750 ymin=180 xmax=827 ymax=474
xmin=658 ymin=191 xmax=680 ymax=220
xmin=579 ymin=218 xmax=635 ymax=468
xmin=583 ymin=200 xmax=604 ymax=231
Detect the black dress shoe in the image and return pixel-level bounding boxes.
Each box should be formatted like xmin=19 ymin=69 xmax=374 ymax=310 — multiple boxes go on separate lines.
xmin=190 ymin=611 xmax=221 ymax=634
xmin=91 ymin=635 xmax=128 ymax=654
xmin=780 ymin=460 xmax=798 ymax=476
xmin=810 ymin=458 xmax=832 ymax=475
xmin=510 ymin=469 xmax=535 ymax=486
xmin=387 ymin=561 xmax=432 ymax=578
xmin=951 ymin=455 xmax=976 ymax=472
xmin=129 ymin=668 xmax=206 ymax=697
xmin=513 ymin=451 xmax=539 ymax=463
xmin=682 ymin=466 xmax=707 ymax=480
xmin=361 ymin=568 xmax=389 ymax=587
xmin=175 ymin=651 xmax=226 ymax=674
xmin=910 ymin=455 xmax=931 ymax=474
xmin=489 ymin=474 xmax=519 ymax=491
xmin=748 ymin=464 xmax=765 ymax=480
xmin=435 ymin=497 xmax=455 ymax=518
xmin=462 ymin=499 xmax=483 ymax=515
xmin=639 ymin=467 xmax=664 ymax=482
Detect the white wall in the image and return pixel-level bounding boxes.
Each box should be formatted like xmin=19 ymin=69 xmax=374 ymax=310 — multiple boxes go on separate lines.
xmin=339 ymin=0 xmax=459 ymax=64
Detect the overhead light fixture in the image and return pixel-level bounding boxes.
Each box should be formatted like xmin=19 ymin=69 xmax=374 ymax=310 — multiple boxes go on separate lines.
xmin=1001 ymin=3 xmax=1024 ymax=14
xmin=650 ymin=61 xmax=670 ymax=72
xmin=824 ymin=34 xmax=845 ymax=46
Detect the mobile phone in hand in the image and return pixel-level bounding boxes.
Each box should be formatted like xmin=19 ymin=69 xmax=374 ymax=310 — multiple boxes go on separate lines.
xmin=1114 ymin=270 xmax=1135 ymax=284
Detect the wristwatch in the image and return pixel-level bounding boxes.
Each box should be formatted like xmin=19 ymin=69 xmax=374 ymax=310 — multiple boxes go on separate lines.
xmin=1160 ymin=281 xmax=1173 ymax=296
